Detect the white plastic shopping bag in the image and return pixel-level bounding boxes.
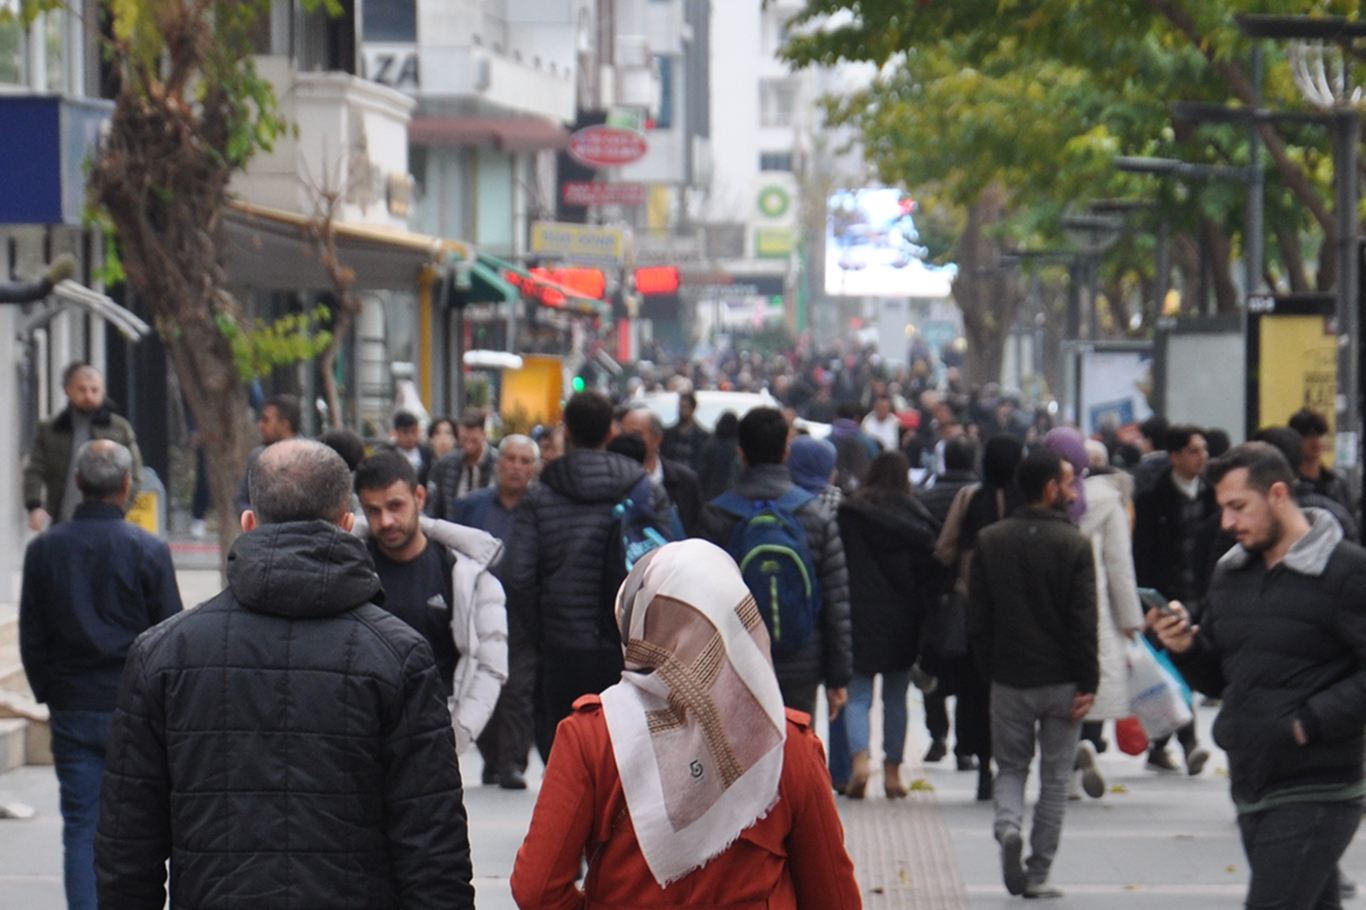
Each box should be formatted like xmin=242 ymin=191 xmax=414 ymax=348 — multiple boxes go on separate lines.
xmin=1126 ymin=636 xmax=1193 ymax=740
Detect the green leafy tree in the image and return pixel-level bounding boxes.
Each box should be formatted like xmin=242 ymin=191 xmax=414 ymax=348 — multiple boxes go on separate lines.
xmin=14 ymin=0 xmax=338 ymax=558
xmin=783 ymin=0 xmax=1361 ymax=382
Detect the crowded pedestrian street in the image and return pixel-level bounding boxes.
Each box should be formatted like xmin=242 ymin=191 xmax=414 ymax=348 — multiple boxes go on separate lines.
xmin=0 ymin=560 xmax=1342 ymax=910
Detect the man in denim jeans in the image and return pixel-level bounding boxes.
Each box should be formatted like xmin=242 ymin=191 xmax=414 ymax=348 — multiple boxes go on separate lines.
xmin=19 ymin=440 xmax=182 ymax=910
xmin=968 ymin=448 xmax=1098 ymax=899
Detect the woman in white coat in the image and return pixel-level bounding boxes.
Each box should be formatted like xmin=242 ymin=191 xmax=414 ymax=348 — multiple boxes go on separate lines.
xmin=1044 ymin=429 xmax=1145 ymax=799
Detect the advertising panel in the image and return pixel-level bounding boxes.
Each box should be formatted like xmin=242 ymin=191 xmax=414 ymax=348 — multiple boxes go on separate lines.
xmin=1079 ymin=349 xmax=1153 ymax=435
xmin=1246 ymin=293 xmax=1337 ymax=464
xmin=530 ymin=221 xmax=625 ymax=262
xmin=825 ymin=188 xmax=957 ymax=297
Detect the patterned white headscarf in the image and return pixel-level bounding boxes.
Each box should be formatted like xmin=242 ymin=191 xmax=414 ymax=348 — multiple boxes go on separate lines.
xmin=600 ymin=539 xmax=788 ymax=886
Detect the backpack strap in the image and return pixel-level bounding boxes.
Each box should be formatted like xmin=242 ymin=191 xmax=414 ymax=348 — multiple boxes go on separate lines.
xmin=775 ymin=487 xmax=816 ymax=513
xmin=624 ymin=474 xmax=654 ymax=506
xmin=711 ymin=491 xmax=755 ymax=517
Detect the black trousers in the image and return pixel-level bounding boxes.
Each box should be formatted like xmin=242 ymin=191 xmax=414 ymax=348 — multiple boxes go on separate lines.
xmin=535 ymin=646 xmax=624 ymax=762
xmin=1238 ymin=799 xmax=1362 ymax=910
xmin=476 ymin=636 xmax=538 ymax=777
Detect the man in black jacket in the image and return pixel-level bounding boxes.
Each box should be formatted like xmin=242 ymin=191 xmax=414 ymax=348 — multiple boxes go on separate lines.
xmin=697 ymin=407 xmax=852 ymax=719
xmin=1132 ymin=423 xmax=1216 ymax=774
xmin=622 ymin=406 xmax=704 ymax=536
xmin=968 ymin=448 xmax=1098 ymax=899
xmin=1154 ymin=442 xmax=1366 ymax=910
xmin=20 ymin=440 xmax=181 ymax=910
xmin=95 ymin=439 xmax=474 ymax=910
xmin=503 ymin=391 xmax=673 ymax=760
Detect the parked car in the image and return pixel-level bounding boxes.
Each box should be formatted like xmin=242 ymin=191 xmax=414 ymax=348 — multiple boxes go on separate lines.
xmin=629 ymin=390 xmax=831 ymax=439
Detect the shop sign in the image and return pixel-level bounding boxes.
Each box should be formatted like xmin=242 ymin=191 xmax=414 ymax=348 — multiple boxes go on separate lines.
xmin=530 ymin=221 xmax=625 ymax=262
xmin=562 ymin=181 xmax=646 ymax=206
xmin=567 ymin=126 xmax=648 ymax=167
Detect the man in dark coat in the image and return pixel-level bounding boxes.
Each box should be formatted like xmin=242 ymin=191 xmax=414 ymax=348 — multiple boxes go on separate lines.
xmin=378 ymin=410 xmax=437 ymax=489
xmin=24 ymin=362 xmax=143 ymax=531
xmin=503 ymin=392 xmax=672 ymax=760
xmin=622 ymin=406 xmax=704 ymax=536
xmin=697 ymin=407 xmax=853 ymax=719
xmin=660 ymin=390 xmax=710 ymax=471
xmin=1132 ymin=424 xmax=1216 ymax=774
xmin=428 ymin=410 xmax=498 ymax=519
xmin=1288 ymin=407 xmax=1356 ymax=521
xmin=968 ymin=448 xmax=1098 ymax=899
xmin=1154 ymin=442 xmax=1366 ymax=910
xmin=95 ymin=439 xmax=474 ymax=910
xmin=21 ymin=440 xmax=182 ymax=910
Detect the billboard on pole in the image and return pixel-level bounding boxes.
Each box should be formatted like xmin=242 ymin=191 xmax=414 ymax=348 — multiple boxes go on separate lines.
xmin=825 ymin=188 xmax=957 ymax=297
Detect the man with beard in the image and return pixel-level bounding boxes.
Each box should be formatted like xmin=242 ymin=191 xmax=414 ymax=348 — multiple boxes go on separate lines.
xmin=25 ymin=362 xmax=142 ymax=531
xmin=353 ymin=452 xmax=508 ymax=755
xmin=1152 ymin=442 xmax=1366 ymax=909
xmin=968 ymin=448 xmax=1098 ymax=899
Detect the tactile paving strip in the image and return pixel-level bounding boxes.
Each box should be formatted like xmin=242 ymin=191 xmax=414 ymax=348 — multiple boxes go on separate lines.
xmin=841 ymin=766 xmax=971 ymax=909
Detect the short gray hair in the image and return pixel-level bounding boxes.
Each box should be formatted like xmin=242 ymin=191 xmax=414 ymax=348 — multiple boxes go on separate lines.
xmin=499 ymin=433 xmax=540 ymax=463
xmin=75 ymin=440 xmax=132 ymax=500
xmin=248 ymin=439 xmax=353 ymax=525
xmin=626 ymin=407 xmax=664 ymax=440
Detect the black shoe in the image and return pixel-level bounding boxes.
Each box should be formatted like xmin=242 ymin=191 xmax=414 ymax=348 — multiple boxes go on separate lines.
xmin=1342 ymin=875 xmax=1358 ymax=900
xmin=1184 ymin=746 xmax=1210 ymax=776
xmin=1146 ymin=749 xmax=1180 ymax=772
xmin=1093 ymin=737 xmax=1109 ymax=754
xmin=977 ymin=768 xmax=994 ymax=802
xmin=481 ymin=764 xmax=497 ymax=786
xmin=956 ymin=753 xmax=979 ymax=771
xmin=999 ymin=829 xmax=1026 ymax=895
xmin=924 ymin=739 xmax=948 ymax=762
xmin=498 ymin=769 xmax=528 ymax=790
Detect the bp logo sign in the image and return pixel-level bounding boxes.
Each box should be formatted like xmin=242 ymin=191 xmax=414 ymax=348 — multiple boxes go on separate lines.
xmin=757 ymin=185 xmax=790 ymax=218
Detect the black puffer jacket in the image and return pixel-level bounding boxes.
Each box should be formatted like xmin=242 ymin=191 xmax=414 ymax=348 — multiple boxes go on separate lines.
xmin=1173 ymin=510 xmax=1366 ymax=807
xmin=837 ymin=494 xmax=943 ymax=675
xmin=95 ymin=521 xmax=474 ymax=910
xmin=504 ymin=449 xmax=671 ymax=651
xmin=697 ymin=463 xmax=853 ymax=692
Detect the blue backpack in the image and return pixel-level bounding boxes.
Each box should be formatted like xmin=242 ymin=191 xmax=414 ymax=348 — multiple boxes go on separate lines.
xmin=601 ymin=475 xmax=684 ymax=642
xmin=712 ymin=488 xmax=822 ymax=653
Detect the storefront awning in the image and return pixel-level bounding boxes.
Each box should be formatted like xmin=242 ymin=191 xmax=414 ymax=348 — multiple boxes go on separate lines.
xmin=409 ymin=117 xmax=571 ymax=153
xmin=450 ymin=257 xmax=519 ymax=305
xmin=480 ymin=252 xmax=610 ymax=318
xmin=222 ymin=202 xmax=470 ymax=291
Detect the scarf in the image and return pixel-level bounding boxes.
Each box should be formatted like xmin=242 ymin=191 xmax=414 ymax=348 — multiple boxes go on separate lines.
xmin=787 ymin=435 xmax=838 ymax=494
xmin=600 ymin=539 xmax=788 ymax=886
xmin=1043 ymin=426 xmax=1088 ymax=522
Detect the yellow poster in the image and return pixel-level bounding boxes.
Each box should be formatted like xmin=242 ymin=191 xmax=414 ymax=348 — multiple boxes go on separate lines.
xmin=1258 ymin=314 xmax=1337 ymax=464
xmin=125 ymin=490 xmax=160 ymax=535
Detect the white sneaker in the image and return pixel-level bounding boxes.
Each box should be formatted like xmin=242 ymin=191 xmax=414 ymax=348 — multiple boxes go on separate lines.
xmin=190 ymin=519 xmax=206 ymax=539
xmin=1075 ymin=740 xmax=1105 ymax=798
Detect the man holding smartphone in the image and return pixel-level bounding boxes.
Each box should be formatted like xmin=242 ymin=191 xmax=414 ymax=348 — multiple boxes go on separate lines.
xmin=1152 ymin=442 xmax=1366 ymax=909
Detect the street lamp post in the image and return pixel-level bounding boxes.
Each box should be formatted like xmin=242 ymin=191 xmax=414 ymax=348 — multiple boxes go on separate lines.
xmin=1237 ymin=13 xmax=1366 ymax=491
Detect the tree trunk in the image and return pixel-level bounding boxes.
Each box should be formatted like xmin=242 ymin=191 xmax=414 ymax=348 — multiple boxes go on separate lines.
xmin=953 ymin=184 xmax=1021 ymax=387
xmin=90 ymin=55 xmax=255 ymax=569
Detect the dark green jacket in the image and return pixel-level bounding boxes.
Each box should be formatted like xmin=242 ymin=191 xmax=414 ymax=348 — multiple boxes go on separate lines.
xmin=23 ymin=404 xmax=142 ymax=518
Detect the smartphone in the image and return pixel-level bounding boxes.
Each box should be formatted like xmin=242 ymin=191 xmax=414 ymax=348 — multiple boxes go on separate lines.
xmin=1137 ymin=587 xmax=1176 ymax=615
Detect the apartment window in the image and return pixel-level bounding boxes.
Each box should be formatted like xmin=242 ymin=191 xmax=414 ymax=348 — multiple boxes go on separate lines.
xmin=759 ymin=78 xmax=797 ymax=127
xmin=655 ymin=56 xmax=674 ymax=129
xmin=364 ymin=0 xmax=416 ymax=42
xmin=759 ymin=152 xmax=793 ymax=172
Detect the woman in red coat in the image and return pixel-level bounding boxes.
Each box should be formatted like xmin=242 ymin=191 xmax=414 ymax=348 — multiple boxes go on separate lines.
xmin=511 ymin=539 xmax=862 ymax=910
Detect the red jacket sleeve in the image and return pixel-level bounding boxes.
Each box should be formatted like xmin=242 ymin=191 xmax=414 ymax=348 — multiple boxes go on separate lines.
xmin=511 ymin=713 xmax=596 ymax=910
xmin=782 ymin=720 xmax=862 ymax=910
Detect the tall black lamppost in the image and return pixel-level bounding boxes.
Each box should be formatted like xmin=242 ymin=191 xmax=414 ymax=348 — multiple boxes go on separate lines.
xmin=1237 ymin=14 xmax=1365 ymax=491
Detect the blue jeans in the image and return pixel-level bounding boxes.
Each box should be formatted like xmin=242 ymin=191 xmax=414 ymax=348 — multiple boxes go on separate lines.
xmin=49 ymin=711 xmax=113 ymax=910
xmin=845 ymin=671 xmax=911 ymax=765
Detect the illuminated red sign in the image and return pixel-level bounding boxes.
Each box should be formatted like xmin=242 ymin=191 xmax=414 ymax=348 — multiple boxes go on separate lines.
xmin=530 ymin=267 xmax=607 ymax=299
xmin=567 ymin=126 xmax=648 ymax=167
xmin=635 ymin=266 xmax=680 ymax=295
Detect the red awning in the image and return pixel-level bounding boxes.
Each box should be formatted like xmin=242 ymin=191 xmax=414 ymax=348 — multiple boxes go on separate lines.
xmin=409 ymin=117 xmax=571 ymax=152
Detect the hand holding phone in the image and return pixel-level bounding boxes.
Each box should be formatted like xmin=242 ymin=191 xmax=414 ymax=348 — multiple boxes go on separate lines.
xmin=1138 ymin=587 xmax=1176 ymax=616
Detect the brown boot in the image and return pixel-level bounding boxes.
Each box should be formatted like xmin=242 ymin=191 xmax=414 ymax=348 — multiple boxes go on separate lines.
xmin=847 ymin=751 xmax=871 ymax=799
xmin=884 ymin=761 xmax=908 ymax=798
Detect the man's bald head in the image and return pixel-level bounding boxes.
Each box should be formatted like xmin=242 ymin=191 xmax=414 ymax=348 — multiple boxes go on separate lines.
xmin=247 ymin=439 xmax=353 ymax=526
xmin=75 ymin=439 xmax=133 ymax=503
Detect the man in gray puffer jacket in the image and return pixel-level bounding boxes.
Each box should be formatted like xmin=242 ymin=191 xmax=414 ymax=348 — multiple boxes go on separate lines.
xmin=96 ymin=440 xmax=473 ymax=910
xmin=697 ymin=407 xmax=853 ymax=718
xmin=503 ymin=391 xmax=673 ymax=760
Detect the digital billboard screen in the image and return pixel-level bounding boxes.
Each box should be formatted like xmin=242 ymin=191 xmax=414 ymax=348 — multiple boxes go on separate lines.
xmin=825 ymin=189 xmax=957 ymax=298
